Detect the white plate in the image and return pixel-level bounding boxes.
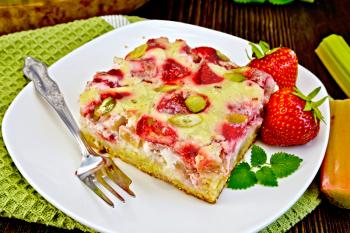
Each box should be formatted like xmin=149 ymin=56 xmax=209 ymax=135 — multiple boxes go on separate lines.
xmin=2 ymin=20 xmax=330 ymax=233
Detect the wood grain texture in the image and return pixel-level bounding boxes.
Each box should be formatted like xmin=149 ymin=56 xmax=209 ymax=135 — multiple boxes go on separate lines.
xmin=1 ymin=0 xmax=350 ymax=232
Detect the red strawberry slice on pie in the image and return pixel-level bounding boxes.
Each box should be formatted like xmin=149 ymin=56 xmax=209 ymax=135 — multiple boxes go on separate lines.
xmin=193 ymin=63 xmax=224 ymax=85
xmin=175 ymin=143 xmax=199 ymax=166
xmin=221 ymin=123 xmax=247 ymax=142
xmin=157 ymin=90 xmax=210 ymax=114
xmin=100 ymin=91 xmax=131 ymax=101
xmin=136 ymin=115 xmax=178 ymax=146
xmin=106 ymin=69 xmax=124 ymax=79
xmin=162 ymin=58 xmax=191 ymax=84
xmin=81 ymin=92 xmax=131 ymax=117
xmin=92 ymin=69 xmax=124 ymax=88
xmin=130 ymin=57 xmax=159 ymax=79
xmin=146 ymin=38 xmax=168 ymax=51
xmin=156 ymin=91 xmax=190 ymax=114
xmin=191 ymin=47 xmax=220 ymax=63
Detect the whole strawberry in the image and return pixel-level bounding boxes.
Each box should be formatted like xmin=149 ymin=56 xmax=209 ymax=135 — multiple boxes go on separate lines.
xmin=261 ymin=87 xmax=327 ymax=146
xmin=248 ymin=41 xmax=298 ymax=88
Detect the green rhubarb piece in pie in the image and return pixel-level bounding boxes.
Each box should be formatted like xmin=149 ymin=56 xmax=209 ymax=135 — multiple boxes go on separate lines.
xmin=154 ymin=85 xmax=180 ymax=92
xmin=223 ymin=72 xmax=246 ymax=82
xmin=226 ymin=113 xmax=248 ymax=124
xmin=231 ymin=67 xmax=251 ymax=73
xmin=185 ymin=95 xmax=207 ymax=113
xmin=223 ymin=67 xmax=249 ymax=82
xmin=127 ymin=44 xmax=148 ymax=59
xmin=216 ymin=50 xmax=230 ymax=61
xmin=168 ymin=114 xmax=203 ymax=127
xmin=94 ymin=97 xmax=116 ymax=119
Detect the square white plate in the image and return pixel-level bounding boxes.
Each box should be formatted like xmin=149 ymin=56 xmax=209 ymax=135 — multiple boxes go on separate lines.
xmin=2 ymin=20 xmax=330 ymax=233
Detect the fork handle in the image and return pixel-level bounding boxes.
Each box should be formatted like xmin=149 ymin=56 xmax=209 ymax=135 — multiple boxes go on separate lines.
xmin=23 ymin=57 xmax=92 ymax=156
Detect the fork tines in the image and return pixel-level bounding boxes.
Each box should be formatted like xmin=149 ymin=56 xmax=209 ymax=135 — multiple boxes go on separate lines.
xmin=76 ymin=156 xmax=135 ymax=207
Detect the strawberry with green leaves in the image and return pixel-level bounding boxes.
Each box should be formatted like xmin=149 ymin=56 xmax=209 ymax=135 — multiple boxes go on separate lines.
xmin=261 ymin=86 xmax=327 ymax=146
xmin=248 ymin=41 xmax=298 ymax=88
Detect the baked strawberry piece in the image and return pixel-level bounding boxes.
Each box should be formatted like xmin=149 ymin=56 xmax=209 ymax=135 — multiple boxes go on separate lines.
xmin=80 ymin=37 xmax=275 ymax=203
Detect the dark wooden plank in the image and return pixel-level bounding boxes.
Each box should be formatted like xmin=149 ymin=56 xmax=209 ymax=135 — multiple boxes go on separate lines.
xmin=1 ymin=0 xmax=350 ymax=232
xmin=0 ymin=217 xmax=76 ymax=233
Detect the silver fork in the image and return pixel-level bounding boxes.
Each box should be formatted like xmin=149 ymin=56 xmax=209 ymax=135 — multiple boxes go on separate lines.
xmin=23 ymin=56 xmax=135 ymax=207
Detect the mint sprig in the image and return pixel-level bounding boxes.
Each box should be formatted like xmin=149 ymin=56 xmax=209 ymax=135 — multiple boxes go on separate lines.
xmin=270 ymin=152 xmax=303 ymax=178
xmin=227 ymin=163 xmax=257 ymax=189
xmin=227 ymin=145 xmax=302 ymax=190
xmin=251 ymin=144 xmax=267 ymax=166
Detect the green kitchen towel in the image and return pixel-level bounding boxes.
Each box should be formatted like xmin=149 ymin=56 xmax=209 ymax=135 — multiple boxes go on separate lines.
xmin=0 ymin=15 xmax=321 ymax=232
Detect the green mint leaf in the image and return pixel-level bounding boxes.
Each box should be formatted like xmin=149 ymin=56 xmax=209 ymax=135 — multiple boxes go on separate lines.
xmin=227 ymin=146 xmax=303 ymax=190
xmin=268 ymin=0 xmax=294 ymax=5
xmin=250 ymin=145 xmax=267 ymax=167
xmin=256 ymin=166 xmax=278 ymax=187
xmin=270 ymin=152 xmax=303 ymax=178
xmin=227 ymin=162 xmax=257 ymax=189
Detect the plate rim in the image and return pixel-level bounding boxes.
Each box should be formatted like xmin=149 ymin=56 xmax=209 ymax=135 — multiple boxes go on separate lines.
xmin=2 ymin=19 xmax=330 ymax=233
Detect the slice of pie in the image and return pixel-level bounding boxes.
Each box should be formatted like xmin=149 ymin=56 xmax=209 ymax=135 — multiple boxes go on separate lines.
xmin=79 ymin=37 xmax=275 ymax=203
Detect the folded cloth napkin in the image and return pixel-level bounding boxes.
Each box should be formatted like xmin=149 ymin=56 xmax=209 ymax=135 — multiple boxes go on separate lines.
xmin=0 ymin=15 xmax=321 ymax=232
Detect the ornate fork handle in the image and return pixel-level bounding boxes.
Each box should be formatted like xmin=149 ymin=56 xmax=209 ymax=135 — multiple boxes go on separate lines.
xmin=23 ymin=57 xmax=91 ymax=156
xmin=23 ymin=57 xmax=135 ymax=205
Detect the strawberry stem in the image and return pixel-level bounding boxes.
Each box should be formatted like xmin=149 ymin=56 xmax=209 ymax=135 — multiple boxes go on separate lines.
xmin=307 ymin=87 xmax=321 ymax=100
xmin=292 ymin=86 xmax=328 ymax=123
xmin=259 ymin=41 xmax=270 ymax=53
xmin=292 ymin=86 xmax=307 ymax=99
xmin=249 ymin=42 xmax=265 ymax=59
xmin=249 ymin=41 xmax=280 ymax=59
